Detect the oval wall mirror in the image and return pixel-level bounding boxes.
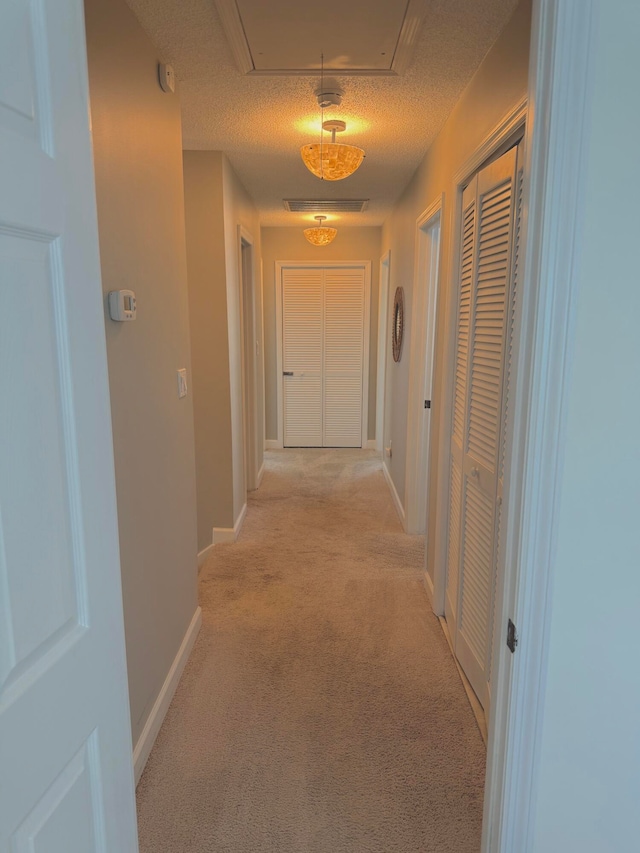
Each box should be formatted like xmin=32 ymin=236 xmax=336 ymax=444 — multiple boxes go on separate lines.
xmin=392 ymin=286 xmax=404 ymax=362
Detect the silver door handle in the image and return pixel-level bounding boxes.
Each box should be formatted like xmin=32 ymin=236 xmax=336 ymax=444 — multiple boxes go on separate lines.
xmin=471 ymin=467 xmax=479 ymax=478
xmin=283 ymin=371 xmax=294 ymax=376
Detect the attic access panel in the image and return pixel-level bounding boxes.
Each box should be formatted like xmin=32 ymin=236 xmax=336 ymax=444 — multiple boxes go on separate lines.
xmin=216 ymin=0 xmax=426 ymax=75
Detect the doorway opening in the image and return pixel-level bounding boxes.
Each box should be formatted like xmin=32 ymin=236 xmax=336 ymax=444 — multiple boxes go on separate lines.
xmin=239 ymin=227 xmax=260 ymax=492
xmin=404 ymin=202 xmax=442 ymax=535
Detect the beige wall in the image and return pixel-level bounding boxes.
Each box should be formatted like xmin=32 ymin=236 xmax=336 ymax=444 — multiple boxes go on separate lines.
xmin=85 ymin=0 xmax=198 ymax=746
xmin=261 ymin=227 xmax=382 ymax=442
xmin=183 ymin=151 xmax=263 ymax=549
xmin=183 ymin=151 xmax=234 ymax=542
xmin=380 ymin=0 xmax=531 ymax=578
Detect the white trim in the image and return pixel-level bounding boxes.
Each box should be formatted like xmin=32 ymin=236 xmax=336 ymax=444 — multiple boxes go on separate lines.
xmin=275 ymin=261 xmax=372 ymax=449
xmin=264 ymin=439 xmax=282 ymax=450
xmin=133 ymin=606 xmax=202 ymax=784
xmin=376 ymin=251 xmax=391 ymax=453
xmin=256 ymin=461 xmax=265 ymax=486
xmin=422 ymin=571 xmax=434 ymax=606
xmin=404 ymin=196 xmax=443 ymax=534
xmin=382 ymin=461 xmax=405 ymax=528
xmin=238 ymin=225 xmax=260 ymax=493
xmin=197 ymin=542 xmax=215 ymax=570
xmin=213 ymin=0 xmax=253 ymax=74
xmin=453 ymin=97 xmax=528 ymax=188
xmin=432 ymin=100 xmax=528 ymax=618
xmin=365 ymin=439 xmax=376 ymax=449
xmin=214 ymin=0 xmax=425 ymax=77
xmin=482 ymin=3 xmax=596 ymax=851
xmin=212 ymin=502 xmax=247 ymax=544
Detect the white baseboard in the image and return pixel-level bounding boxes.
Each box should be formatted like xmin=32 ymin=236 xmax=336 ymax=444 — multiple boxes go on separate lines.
xmin=365 ymin=439 xmax=376 ymax=449
xmin=197 ymin=541 xmax=215 ymax=570
xmin=212 ymin=502 xmax=247 ymax=544
xmin=437 ymin=615 xmax=487 ymax=744
xmin=257 ymin=461 xmax=265 ymax=487
xmin=264 ymin=439 xmax=281 ymax=450
xmin=133 ymin=606 xmax=202 ymax=784
xmin=422 ymin=570 xmax=435 ymax=606
xmin=382 ymin=461 xmax=406 ymax=528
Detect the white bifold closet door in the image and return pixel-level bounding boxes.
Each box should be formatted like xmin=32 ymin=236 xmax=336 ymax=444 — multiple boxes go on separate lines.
xmin=282 ymin=266 xmax=365 ymax=448
xmin=445 ymin=144 xmax=523 ymax=714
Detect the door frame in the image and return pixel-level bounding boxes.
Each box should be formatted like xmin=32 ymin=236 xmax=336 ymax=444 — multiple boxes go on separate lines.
xmin=375 ymin=251 xmax=391 ymax=453
xmin=481 ymin=2 xmax=596 ymax=850
xmin=238 ymin=226 xmax=260 ymax=491
xmin=274 ymin=260 xmax=371 ymax=449
xmin=404 ymin=198 xmax=443 ymax=534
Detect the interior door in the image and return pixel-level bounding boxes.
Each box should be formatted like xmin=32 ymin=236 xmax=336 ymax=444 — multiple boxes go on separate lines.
xmin=282 ymin=266 xmax=365 ymax=448
xmin=323 ymin=268 xmax=365 ymax=448
xmin=282 ymin=267 xmax=324 ymax=447
xmin=445 ymin=145 xmax=519 ymax=712
xmin=0 ymin=2 xmax=139 ymax=850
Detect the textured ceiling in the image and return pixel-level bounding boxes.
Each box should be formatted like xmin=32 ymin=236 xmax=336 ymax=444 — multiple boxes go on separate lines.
xmin=124 ymin=0 xmax=520 ymax=226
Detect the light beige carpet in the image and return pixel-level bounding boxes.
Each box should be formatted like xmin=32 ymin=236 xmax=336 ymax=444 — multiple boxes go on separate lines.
xmin=136 ymin=449 xmax=485 ymax=852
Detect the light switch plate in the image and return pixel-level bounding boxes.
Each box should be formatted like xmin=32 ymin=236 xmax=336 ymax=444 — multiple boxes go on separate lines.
xmin=177 ymin=368 xmax=187 ymax=398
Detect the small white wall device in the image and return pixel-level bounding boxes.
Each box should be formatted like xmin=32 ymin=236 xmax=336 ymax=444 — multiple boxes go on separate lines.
xmin=158 ymin=63 xmax=176 ymax=94
xmin=108 ymin=290 xmax=137 ymax=322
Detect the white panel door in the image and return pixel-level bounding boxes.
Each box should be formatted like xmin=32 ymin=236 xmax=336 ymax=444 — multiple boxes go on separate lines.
xmin=0 ymin=2 xmax=138 ymax=851
xmin=282 ymin=268 xmax=324 ymax=447
xmin=446 ymin=146 xmax=519 ymax=711
xmin=323 ymin=269 xmax=365 ymax=448
xmin=282 ymin=266 xmax=365 ymax=448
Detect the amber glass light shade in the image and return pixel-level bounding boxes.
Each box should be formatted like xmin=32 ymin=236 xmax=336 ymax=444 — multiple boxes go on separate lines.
xmin=303 ymin=216 xmax=337 ymax=245
xmin=300 ymin=142 xmax=365 ymax=181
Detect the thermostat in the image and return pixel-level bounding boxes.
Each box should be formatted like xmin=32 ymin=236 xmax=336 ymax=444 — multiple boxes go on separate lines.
xmin=108 ymin=290 xmax=137 ymax=322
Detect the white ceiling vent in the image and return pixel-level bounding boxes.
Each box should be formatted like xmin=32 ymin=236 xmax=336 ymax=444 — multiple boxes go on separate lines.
xmin=284 ymin=199 xmax=369 ymax=213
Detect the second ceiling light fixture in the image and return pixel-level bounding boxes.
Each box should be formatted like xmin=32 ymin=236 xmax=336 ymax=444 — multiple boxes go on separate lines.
xmin=300 ymin=55 xmax=365 ymax=182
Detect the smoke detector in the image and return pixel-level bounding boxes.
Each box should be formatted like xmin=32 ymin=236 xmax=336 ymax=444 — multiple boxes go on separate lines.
xmin=315 ymin=87 xmax=343 ymax=108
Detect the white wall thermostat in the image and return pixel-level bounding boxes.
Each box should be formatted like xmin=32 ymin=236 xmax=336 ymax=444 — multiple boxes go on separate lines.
xmin=158 ymin=63 xmax=176 ymax=94
xmin=108 ymin=290 xmax=137 ymax=322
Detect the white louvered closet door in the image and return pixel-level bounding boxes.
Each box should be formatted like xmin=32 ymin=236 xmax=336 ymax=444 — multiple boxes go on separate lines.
xmin=324 ymin=269 xmax=365 ymax=447
xmin=282 ymin=268 xmax=324 ymax=446
xmin=445 ymin=179 xmax=477 ymax=639
xmin=282 ymin=266 xmax=365 ymax=448
xmin=446 ymin=145 xmax=519 ymax=711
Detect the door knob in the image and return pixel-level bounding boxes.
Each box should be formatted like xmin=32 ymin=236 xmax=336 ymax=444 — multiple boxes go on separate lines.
xmin=283 ymin=371 xmax=293 ymax=376
xmin=471 ymin=467 xmax=479 ymax=478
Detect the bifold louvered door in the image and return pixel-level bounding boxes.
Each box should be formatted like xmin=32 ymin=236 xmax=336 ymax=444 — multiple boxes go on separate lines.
xmin=445 ymin=145 xmax=520 ymax=712
xmin=282 ymin=266 xmax=365 ymax=447
xmin=282 ymin=268 xmax=324 ymax=446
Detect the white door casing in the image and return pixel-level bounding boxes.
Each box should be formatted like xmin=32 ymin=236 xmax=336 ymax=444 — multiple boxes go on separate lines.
xmin=376 ymin=252 xmax=390 ymax=453
xmin=276 ymin=262 xmax=371 ymax=449
xmin=0 ymin=1 xmax=138 ymax=850
xmin=405 ymin=199 xmax=442 ymax=535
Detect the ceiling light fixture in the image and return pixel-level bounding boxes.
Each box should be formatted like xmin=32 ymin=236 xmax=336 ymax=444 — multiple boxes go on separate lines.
xmin=300 ymin=56 xmax=365 ymax=182
xmin=304 ymin=216 xmax=337 ymax=246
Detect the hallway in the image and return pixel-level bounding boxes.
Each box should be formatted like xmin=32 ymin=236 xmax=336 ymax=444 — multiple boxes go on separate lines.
xmin=136 ymin=450 xmax=485 ymax=852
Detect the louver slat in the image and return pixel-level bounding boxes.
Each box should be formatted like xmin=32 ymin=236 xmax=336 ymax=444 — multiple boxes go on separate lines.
xmin=467 ymin=178 xmax=513 ymax=472
xmin=323 ymin=271 xmax=365 ymax=447
xmin=453 ymin=200 xmax=476 ymax=442
xmin=282 ymin=270 xmax=323 ymax=446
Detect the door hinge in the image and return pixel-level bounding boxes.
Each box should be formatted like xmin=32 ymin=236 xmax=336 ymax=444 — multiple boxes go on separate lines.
xmin=424 ymin=399 xmax=431 ymax=409
xmin=507 ymin=619 xmax=518 ymax=653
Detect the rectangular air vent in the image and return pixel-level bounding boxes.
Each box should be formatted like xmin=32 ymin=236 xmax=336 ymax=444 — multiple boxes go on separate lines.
xmin=284 ymin=199 xmax=369 ymax=213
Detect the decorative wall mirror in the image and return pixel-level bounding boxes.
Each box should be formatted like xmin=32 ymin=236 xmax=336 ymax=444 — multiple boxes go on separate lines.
xmin=392 ymin=286 xmax=404 ymax=362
